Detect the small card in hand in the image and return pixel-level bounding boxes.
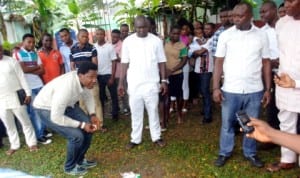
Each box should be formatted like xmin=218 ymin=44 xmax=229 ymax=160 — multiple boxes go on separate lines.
xmin=17 ymin=89 xmax=26 ymax=105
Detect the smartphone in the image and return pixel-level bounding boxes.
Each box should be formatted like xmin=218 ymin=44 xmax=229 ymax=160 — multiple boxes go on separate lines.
xmin=236 ymin=110 xmax=254 ymax=134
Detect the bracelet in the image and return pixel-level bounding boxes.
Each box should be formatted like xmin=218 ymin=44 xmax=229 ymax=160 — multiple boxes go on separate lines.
xmin=90 ymin=113 xmax=96 ymax=117
xmin=213 ymin=88 xmax=220 ymax=91
xmin=161 ymin=79 xmax=168 ymax=83
xmin=81 ymin=122 xmax=86 ymax=129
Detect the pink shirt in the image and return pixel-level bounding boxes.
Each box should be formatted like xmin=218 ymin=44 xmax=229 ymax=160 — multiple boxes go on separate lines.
xmin=275 ymin=16 xmax=300 ymax=112
xmin=113 ymin=40 xmax=122 ymax=78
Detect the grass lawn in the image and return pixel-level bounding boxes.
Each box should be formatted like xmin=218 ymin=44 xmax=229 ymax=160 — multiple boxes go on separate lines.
xmin=0 ymin=103 xmax=299 ymax=178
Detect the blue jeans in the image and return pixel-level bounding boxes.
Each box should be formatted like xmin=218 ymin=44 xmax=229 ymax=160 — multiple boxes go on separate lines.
xmin=219 ymin=90 xmax=263 ymax=157
xmin=34 ymin=105 xmax=92 ymax=171
xmin=197 ymin=72 xmax=212 ymax=120
xmin=27 ymin=87 xmax=45 ymax=139
xmin=97 ymin=74 xmax=119 ymax=118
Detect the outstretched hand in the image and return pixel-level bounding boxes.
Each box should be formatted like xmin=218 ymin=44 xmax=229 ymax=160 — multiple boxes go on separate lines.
xmin=244 ymin=118 xmax=273 ymax=143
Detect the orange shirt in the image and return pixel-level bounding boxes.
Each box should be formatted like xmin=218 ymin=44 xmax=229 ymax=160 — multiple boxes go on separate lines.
xmin=38 ymin=49 xmax=63 ymax=84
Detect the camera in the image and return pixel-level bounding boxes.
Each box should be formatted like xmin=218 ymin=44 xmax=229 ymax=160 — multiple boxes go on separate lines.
xmin=236 ymin=110 xmax=254 ymax=134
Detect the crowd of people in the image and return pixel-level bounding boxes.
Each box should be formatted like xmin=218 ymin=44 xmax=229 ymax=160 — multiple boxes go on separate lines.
xmin=0 ymin=0 xmax=299 ymax=176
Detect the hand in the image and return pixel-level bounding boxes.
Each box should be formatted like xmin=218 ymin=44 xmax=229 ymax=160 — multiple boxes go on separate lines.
xmin=24 ymin=96 xmax=31 ymax=105
xmin=90 ymin=116 xmax=101 ymax=131
xmin=107 ymin=77 xmax=115 ymax=86
xmin=118 ymin=83 xmax=125 ymax=97
xmin=212 ymin=89 xmax=224 ymax=104
xmin=83 ymin=123 xmax=96 ymax=133
xmin=274 ymin=73 xmax=296 ymax=88
xmin=160 ymin=82 xmax=168 ymax=96
xmin=245 ymin=118 xmax=273 ymax=143
xmin=261 ymin=91 xmax=271 ymax=108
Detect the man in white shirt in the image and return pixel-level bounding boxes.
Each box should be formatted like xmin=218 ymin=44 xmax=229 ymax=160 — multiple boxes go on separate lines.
xmin=259 ymin=0 xmax=280 ymax=143
xmin=118 ymin=15 xmax=168 ymax=149
xmin=212 ymin=2 xmax=272 ymax=168
xmin=33 ymin=62 xmax=100 ymax=176
xmin=94 ymin=28 xmax=119 ymax=121
xmin=0 ymin=43 xmax=37 ymax=155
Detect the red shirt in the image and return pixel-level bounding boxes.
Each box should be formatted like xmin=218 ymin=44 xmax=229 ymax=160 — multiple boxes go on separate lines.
xmin=38 ymin=49 xmax=63 ymax=84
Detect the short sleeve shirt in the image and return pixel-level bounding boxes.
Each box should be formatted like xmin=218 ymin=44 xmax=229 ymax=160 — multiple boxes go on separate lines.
xmin=70 ymin=42 xmax=97 ymax=69
xmin=121 ymin=33 xmax=167 ymax=95
xmin=215 ymin=25 xmax=270 ymax=94
xmin=38 ymin=49 xmax=63 ymax=84
xmin=15 ymin=48 xmax=44 ymax=89
xmin=94 ymin=42 xmax=117 ymax=75
xmin=164 ymin=41 xmax=187 ymax=75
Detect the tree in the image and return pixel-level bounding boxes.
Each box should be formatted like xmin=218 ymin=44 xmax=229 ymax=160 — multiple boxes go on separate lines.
xmin=112 ymin=0 xmax=143 ymax=31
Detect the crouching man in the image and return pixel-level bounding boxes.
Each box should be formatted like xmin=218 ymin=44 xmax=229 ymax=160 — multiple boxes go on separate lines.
xmin=33 ymin=61 xmax=100 ymax=176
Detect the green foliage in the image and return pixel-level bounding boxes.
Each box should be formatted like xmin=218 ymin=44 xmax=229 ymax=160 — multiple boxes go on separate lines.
xmin=68 ymin=0 xmax=80 ymax=16
xmin=112 ymin=0 xmax=143 ymax=30
xmin=243 ymin=0 xmax=258 ymax=7
xmin=2 ymin=40 xmax=13 ymax=51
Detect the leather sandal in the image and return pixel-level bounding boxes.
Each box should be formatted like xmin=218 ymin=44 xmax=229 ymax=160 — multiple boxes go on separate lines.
xmin=6 ymin=149 xmax=17 ymax=156
xmin=266 ymin=162 xmax=295 ymax=172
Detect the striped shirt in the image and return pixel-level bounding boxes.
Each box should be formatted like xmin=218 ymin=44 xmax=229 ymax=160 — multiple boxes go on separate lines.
xmin=70 ymin=42 xmax=97 ymax=69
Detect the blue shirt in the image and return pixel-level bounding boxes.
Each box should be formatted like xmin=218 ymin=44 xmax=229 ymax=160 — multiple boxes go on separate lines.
xmin=59 ymin=40 xmax=76 ymax=73
xmin=70 ymin=42 xmax=97 ymax=69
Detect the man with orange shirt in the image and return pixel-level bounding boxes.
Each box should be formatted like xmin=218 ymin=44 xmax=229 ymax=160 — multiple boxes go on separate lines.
xmin=38 ymin=33 xmax=64 ymax=84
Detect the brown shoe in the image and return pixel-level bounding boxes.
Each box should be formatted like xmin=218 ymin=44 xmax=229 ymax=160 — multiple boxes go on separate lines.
xmin=126 ymin=142 xmax=139 ymax=150
xmin=266 ymin=162 xmax=295 ymax=172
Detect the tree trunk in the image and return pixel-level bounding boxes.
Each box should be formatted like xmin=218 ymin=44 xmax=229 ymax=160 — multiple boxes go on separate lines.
xmin=0 ymin=11 xmax=7 ymax=41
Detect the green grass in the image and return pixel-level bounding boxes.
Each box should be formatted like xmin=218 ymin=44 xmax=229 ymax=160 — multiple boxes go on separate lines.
xmin=0 ymin=104 xmax=299 ymax=178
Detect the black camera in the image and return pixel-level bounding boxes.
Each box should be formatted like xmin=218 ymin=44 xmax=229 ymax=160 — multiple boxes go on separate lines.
xmin=236 ymin=110 xmax=254 ymax=134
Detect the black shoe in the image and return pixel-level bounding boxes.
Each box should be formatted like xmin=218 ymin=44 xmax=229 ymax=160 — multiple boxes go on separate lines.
xmin=126 ymin=142 xmax=139 ymax=150
xmin=154 ymin=139 xmax=166 ymax=147
xmin=245 ymin=155 xmax=264 ymax=168
xmin=38 ymin=136 xmax=52 ymax=145
xmin=214 ymin=155 xmax=229 ymax=167
xmin=44 ymin=130 xmax=53 ymax=138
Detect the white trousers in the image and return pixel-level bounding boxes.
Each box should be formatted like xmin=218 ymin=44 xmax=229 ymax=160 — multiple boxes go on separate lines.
xmin=182 ymin=70 xmax=189 ymax=100
xmin=278 ymin=109 xmax=298 ymax=163
xmin=129 ymin=92 xmax=161 ymax=143
xmin=0 ymin=106 xmax=37 ymax=149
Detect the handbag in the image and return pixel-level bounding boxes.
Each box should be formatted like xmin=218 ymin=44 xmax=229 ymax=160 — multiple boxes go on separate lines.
xmin=16 ymin=89 xmax=26 ymax=105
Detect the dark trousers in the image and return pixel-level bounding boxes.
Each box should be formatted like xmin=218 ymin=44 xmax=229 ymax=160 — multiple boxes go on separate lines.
xmin=97 ymin=74 xmax=119 ymax=118
xmin=0 ymin=119 xmax=6 ymax=146
xmin=35 ymin=106 xmax=92 ymax=171
xmin=266 ymin=78 xmax=280 ymax=130
xmin=197 ymin=72 xmax=212 ymax=120
xmin=189 ymin=71 xmax=198 ymax=101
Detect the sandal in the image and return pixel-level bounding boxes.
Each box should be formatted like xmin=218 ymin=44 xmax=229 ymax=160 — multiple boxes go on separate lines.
xmin=6 ymin=149 xmax=17 ymax=156
xmin=266 ymin=162 xmax=295 ymax=172
xmin=29 ymin=145 xmax=38 ymax=152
